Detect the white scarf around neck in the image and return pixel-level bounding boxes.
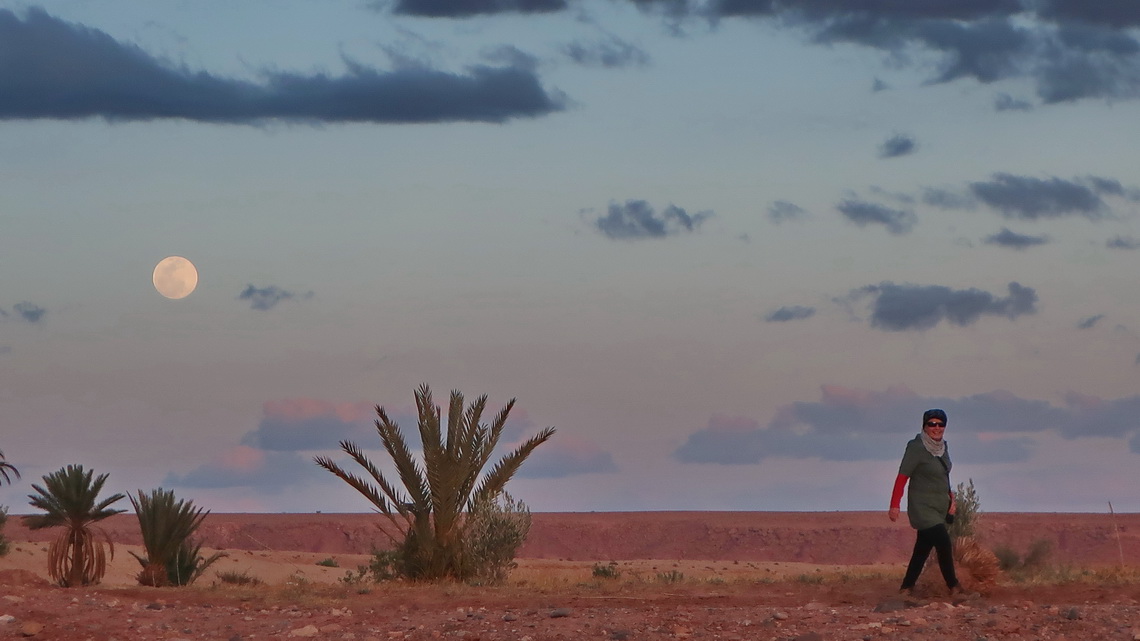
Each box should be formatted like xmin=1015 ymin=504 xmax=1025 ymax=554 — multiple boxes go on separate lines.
xmin=920 ymin=430 xmax=946 ymax=458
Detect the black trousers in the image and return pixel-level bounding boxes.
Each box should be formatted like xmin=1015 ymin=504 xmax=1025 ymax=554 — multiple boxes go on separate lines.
xmin=900 ymin=523 xmax=959 ymax=589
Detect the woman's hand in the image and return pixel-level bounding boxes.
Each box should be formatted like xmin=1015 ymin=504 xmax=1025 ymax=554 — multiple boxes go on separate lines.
xmin=948 ymin=494 xmax=957 ymax=515
xmin=888 ymin=507 xmax=900 ymax=522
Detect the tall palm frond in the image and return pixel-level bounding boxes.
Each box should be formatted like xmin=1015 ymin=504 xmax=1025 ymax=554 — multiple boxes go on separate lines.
xmin=0 ymin=450 xmax=18 ymax=486
xmin=23 ymin=465 xmax=125 ymax=586
xmin=315 ymin=384 xmax=555 ymax=580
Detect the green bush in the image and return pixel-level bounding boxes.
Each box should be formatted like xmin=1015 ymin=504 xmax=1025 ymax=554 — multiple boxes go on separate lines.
xmin=993 ymin=544 xmax=1020 ymax=571
xmin=0 ymin=506 xmax=9 ymax=557
xmin=991 ymin=538 xmax=1054 ymax=579
xmin=655 ymin=570 xmax=685 ymax=584
xmin=462 ymin=491 xmax=531 ymax=585
xmin=592 ymin=562 xmax=621 ymax=579
xmin=316 ymin=557 xmax=339 ymax=567
xmin=129 ymin=488 xmax=226 ymax=586
xmin=948 ymin=478 xmax=981 ymax=541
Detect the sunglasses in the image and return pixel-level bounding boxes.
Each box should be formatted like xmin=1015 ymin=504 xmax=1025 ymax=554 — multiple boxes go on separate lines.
xmin=925 ymin=421 xmax=945 ymax=428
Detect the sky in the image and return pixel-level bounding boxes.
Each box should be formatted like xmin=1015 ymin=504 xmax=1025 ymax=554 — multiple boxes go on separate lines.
xmin=2 ymin=0 xmax=1140 ymax=516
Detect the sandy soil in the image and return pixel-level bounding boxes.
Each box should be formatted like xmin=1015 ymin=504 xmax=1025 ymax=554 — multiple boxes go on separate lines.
xmin=2 ymin=512 xmax=1139 ymax=640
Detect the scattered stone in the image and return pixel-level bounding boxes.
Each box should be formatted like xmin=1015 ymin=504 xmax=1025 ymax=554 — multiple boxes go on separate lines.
xmin=0 ymin=615 xmax=15 ymax=625
xmin=502 ymin=613 xmax=518 ymax=622
xmin=549 ymin=608 xmax=572 ymax=618
xmin=1063 ymin=607 xmax=1082 ymax=620
xmin=19 ymin=621 xmax=43 ymax=637
xmin=289 ymin=624 xmax=320 ymax=637
xmin=772 ymin=612 xmax=789 ymax=621
xmin=609 ymin=629 xmax=631 ymax=640
xmin=873 ymin=599 xmax=909 ymax=613
xmin=146 ymin=603 xmax=164 ymax=611
xmin=792 ymin=632 xmax=823 ymax=641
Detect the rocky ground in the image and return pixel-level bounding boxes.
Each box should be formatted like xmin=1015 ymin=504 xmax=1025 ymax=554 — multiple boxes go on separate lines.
xmin=2 ymin=567 xmax=1140 ymax=640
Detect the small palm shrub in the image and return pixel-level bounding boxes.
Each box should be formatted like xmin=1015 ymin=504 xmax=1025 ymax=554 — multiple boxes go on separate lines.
xmin=130 ymin=488 xmax=225 ymax=586
xmin=216 ymin=569 xmax=263 ymax=586
xmin=24 ymin=465 xmax=126 ymax=587
xmin=315 ymin=384 xmax=555 ymax=581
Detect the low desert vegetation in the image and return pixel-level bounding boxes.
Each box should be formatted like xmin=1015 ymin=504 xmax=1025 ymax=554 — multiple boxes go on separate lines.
xmin=314 ymin=384 xmax=555 ymax=583
xmin=592 ymin=562 xmax=621 ymax=579
xmin=23 ymin=465 xmax=126 ymax=587
xmin=216 ymin=569 xmax=264 ymax=586
xmin=316 ymin=557 xmax=339 ymax=567
xmin=0 ymin=506 xmax=10 ymax=557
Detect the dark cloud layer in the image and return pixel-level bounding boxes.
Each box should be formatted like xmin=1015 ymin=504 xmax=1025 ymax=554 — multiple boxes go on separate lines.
xmin=837 ymin=199 xmax=916 ymax=234
xmin=593 ymin=200 xmax=713 ymax=240
xmin=983 ymin=227 xmax=1049 ymax=249
xmin=165 ymin=450 xmax=318 ymax=490
xmin=969 ymin=174 xmax=1112 ymax=220
xmin=878 ymin=133 xmax=917 ymax=158
xmin=690 ymin=0 xmax=1140 ymax=104
xmin=765 ymin=305 xmax=816 ymax=322
xmin=848 ymin=281 xmax=1037 ymax=331
xmin=0 ymin=8 xmax=563 ymax=124
xmin=391 ymin=0 xmax=567 ymax=17
xmin=674 ymin=385 xmax=1140 ymax=465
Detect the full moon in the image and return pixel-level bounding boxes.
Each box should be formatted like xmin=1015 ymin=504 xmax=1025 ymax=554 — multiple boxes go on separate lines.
xmin=152 ymin=256 xmax=199 ymax=299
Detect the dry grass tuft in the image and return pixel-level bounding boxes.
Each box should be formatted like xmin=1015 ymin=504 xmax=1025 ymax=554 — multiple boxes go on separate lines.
xmin=954 ymin=535 xmax=1001 ymax=589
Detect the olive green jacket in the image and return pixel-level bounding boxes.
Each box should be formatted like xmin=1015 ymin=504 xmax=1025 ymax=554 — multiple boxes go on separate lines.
xmin=898 ymin=434 xmax=952 ymax=530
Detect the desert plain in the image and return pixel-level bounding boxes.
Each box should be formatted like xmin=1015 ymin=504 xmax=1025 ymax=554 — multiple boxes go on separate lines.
xmin=2 ymin=511 xmax=1140 ymax=640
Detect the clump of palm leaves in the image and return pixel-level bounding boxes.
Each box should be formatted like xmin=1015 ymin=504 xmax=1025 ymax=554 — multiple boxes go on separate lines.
xmin=130 ymin=488 xmax=226 ymax=586
xmin=0 ymin=449 xmax=18 ymax=486
xmin=315 ymin=384 xmax=555 ymax=582
xmin=23 ymin=465 xmax=126 ymax=587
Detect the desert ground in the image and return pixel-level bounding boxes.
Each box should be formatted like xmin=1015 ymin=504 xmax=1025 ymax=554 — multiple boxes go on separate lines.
xmin=2 ymin=512 xmax=1140 ymax=640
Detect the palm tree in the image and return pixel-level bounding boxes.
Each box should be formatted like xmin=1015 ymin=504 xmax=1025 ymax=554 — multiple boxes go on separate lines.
xmin=0 ymin=450 xmax=18 ymax=486
xmin=129 ymin=488 xmax=226 ymax=586
xmin=315 ymin=384 xmax=555 ymax=580
xmin=23 ymin=465 xmax=126 ymax=587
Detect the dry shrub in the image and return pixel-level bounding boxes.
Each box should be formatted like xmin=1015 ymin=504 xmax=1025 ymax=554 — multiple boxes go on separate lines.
xmin=954 ymin=535 xmax=1000 ymax=589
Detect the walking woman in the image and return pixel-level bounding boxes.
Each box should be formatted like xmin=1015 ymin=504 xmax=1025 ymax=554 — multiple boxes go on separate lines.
xmin=888 ymin=409 xmax=967 ymax=595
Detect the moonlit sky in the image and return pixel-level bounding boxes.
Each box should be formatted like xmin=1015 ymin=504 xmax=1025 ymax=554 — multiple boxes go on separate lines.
xmin=3 ymin=0 xmax=1140 ymax=515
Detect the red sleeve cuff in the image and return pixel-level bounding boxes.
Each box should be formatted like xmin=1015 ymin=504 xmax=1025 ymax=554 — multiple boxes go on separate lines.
xmin=890 ymin=473 xmax=908 ymax=509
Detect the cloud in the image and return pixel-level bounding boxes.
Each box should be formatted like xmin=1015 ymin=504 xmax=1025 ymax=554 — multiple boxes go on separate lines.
xmin=701 ymin=1 xmax=1140 ymax=104
xmin=1037 ymin=0 xmax=1140 ymax=28
xmin=165 ymin=446 xmax=319 ymax=490
xmin=239 ymin=285 xmax=310 ymax=310
xmin=516 ymin=436 xmax=618 ymax=478
xmin=593 ymin=200 xmax=713 ymax=240
xmin=921 ymin=187 xmax=977 ymax=210
xmin=1076 ymin=314 xmax=1105 ymax=330
xmin=767 ymin=200 xmax=807 ymax=223
xmin=994 ymin=92 xmax=1033 ymax=111
xmin=1107 ymin=235 xmax=1140 ymax=250
xmin=836 ymin=199 xmax=917 ymax=235
xmin=983 ymin=227 xmax=1049 ymax=249
xmin=562 ymin=35 xmax=651 ymax=68
xmin=968 ymin=174 xmax=1111 ymax=220
xmin=878 ymin=133 xmax=917 ymax=158
xmin=675 ymin=385 xmax=1140 ymax=465
xmin=3 ymin=302 xmax=46 ymax=324
xmin=240 ymin=398 xmax=376 ymax=451
xmin=765 ymin=305 xmax=816 ymax=322
xmin=390 ymin=0 xmax=568 ymax=17
xmin=846 ymin=281 xmax=1037 ymax=331
xmin=0 ymin=8 xmax=564 ymax=125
